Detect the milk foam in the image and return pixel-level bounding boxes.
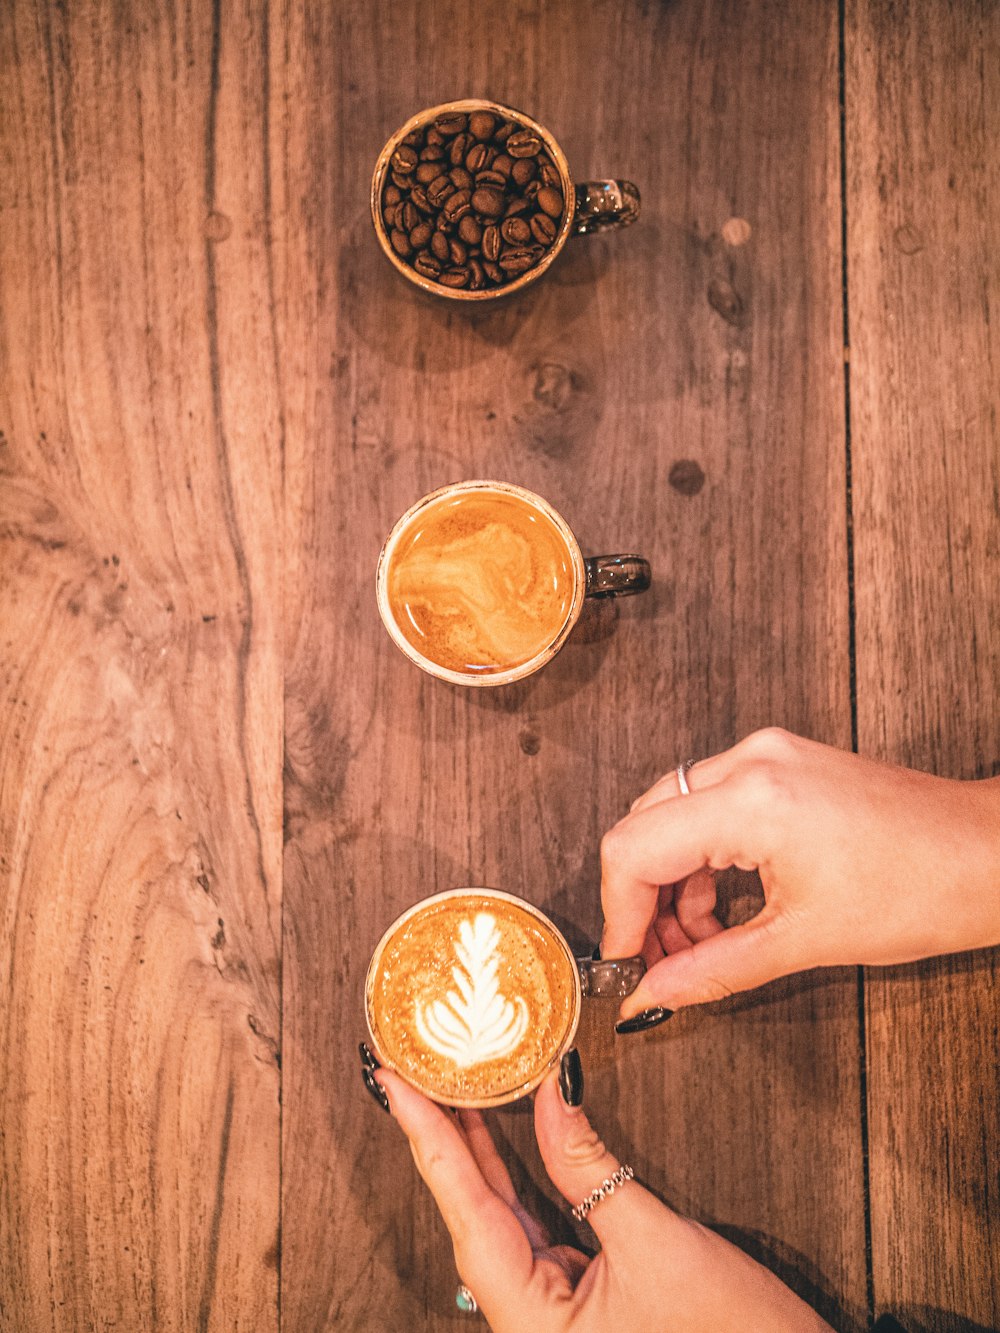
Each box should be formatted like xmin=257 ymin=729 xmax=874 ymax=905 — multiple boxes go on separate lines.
xmin=414 ymin=913 xmax=529 ymax=1067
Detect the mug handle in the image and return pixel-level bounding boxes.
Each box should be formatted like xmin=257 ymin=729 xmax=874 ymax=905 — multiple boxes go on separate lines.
xmin=572 ymin=180 xmax=641 ymax=235
xmin=576 ymin=952 xmax=646 ymax=999
xmin=585 ymin=554 xmax=651 ymax=599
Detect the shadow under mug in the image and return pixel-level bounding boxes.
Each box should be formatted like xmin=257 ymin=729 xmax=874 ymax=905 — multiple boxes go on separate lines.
xmin=364 ymin=887 xmax=646 ymax=1109
xmin=370 ymin=98 xmax=641 ymax=301
xmin=375 ymin=480 xmax=652 ymax=687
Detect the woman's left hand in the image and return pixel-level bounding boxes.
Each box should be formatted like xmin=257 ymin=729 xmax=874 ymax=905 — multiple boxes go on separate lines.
xmin=371 ymin=1056 xmax=832 ymax=1332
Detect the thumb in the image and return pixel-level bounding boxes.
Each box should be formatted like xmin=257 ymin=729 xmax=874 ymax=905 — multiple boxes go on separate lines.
xmin=617 ymin=912 xmax=794 ymax=1019
xmin=534 ymin=1065 xmax=667 ymax=1249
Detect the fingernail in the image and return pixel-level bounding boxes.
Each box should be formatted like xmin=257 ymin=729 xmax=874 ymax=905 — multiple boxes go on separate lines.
xmin=359 ymin=1041 xmax=380 ymax=1071
xmin=614 ymin=1007 xmax=673 ymax=1035
xmin=591 ymin=944 xmax=602 ymax=961
xmin=359 ymin=1042 xmax=389 ymax=1113
xmin=559 ymin=1048 xmax=584 ymax=1107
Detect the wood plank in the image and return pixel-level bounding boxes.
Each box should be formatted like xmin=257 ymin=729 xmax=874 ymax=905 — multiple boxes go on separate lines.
xmin=0 ymin=2 xmax=282 ymax=1328
xmin=846 ymin=1 xmax=1000 ymax=1328
xmin=279 ymin=1 xmax=866 ymax=1328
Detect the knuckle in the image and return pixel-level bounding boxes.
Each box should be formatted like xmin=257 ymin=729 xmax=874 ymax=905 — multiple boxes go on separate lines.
xmin=735 ymin=759 xmax=791 ymax=817
xmin=599 ymin=821 xmax=628 ymax=870
xmin=741 ymin=726 xmax=799 ymax=763
xmin=562 ymin=1122 xmax=609 ymax=1168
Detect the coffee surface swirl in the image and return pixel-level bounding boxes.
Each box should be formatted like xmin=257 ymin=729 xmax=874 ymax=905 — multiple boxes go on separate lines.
xmin=384 ymin=487 xmax=577 ymax=676
xmin=368 ymin=893 xmax=578 ymax=1105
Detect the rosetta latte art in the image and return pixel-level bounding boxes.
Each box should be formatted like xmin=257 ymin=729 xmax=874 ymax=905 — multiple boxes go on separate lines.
xmin=415 ymin=913 xmax=529 ymax=1067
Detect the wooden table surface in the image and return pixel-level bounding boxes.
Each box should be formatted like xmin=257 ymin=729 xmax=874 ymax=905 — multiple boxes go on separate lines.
xmin=1 ymin=2 xmax=997 ymax=1330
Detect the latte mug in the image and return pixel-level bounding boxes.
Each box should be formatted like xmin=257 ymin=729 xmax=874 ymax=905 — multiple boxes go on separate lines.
xmin=371 ymin=98 xmax=640 ymax=301
xmin=365 ymin=888 xmax=645 ymax=1109
xmin=376 ymin=480 xmax=652 ymax=686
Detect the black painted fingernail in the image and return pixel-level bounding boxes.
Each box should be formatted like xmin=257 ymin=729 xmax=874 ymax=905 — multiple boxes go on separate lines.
xmin=361 ymin=1064 xmax=391 ymax=1113
xmin=614 ymin=1007 xmax=673 ymax=1035
xmin=559 ymin=1048 xmax=584 ymax=1107
xmin=872 ymin=1317 xmax=909 ymax=1333
xmin=591 ymin=944 xmax=602 ymax=961
xmin=359 ymin=1041 xmax=380 ymax=1071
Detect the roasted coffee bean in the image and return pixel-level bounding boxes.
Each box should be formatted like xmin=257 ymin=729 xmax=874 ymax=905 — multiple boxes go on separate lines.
xmin=511 ymin=157 xmax=536 ymax=187
xmin=475 ymin=168 xmax=507 ymax=189
xmin=449 ymin=166 xmax=473 ymax=190
xmin=507 ymin=128 xmax=542 ymax=158
xmin=449 ymin=132 xmax=472 ymax=165
xmin=482 ymin=225 xmax=501 ymax=262
xmin=448 ymin=238 xmax=468 ymax=265
xmin=382 ymin=202 xmax=399 ymax=229
xmin=399 ymin=201 xmax=420 ymax=232
xmin=465 ymin=143 xmax=496 ymax=173
xmin=390 ymin=229 xmax=412 ymax=258
xmin=390 ymin=170 xmax=413 ymax=190
xmin=524 ymin=180 xmax=541 ymax=201
xmin=498 ymin=246 xmax=539 ymax=275
xmin=420 ymin=144 xmax=446 ymax=161
xmin=416 ymin=161 xmax=442 ymax=184
xmin=503 ymin=196 xmax=531 ymax=219
xmin=436 ymin=211 xmax=451 ymax=231
xmin=539 ymin=160 xmax=562 ymax=187
xmin=439 ymin=267 xmax=469 ymax=288
xmin=390 ymin=144 xmax=418 ymax=174
xmin=530 ymin=212 xmax=557 ymax=244
xmin=409 ymin=220 xmax=433 ymax=249
xmin=434 ymin=113 xmax=468 ymax=136
xmin=383 ymin=184 xmax=402 ymax=206
xmin=425 ymin=127 xmax=446 ymax=146
xmin=468 ymin=257 xmax=485 ymax=289
xmin=457 ymin=215 xmax=482 ymax=245
xmin=427 ymin=174 xmax=455 ymax=206
xmin=402 ymin=129 xmax=422 ymax=146
xmin=495 ymin=120 xmax=516 ymax=143
xmin=492 ymin=153 xmax=513 ymax=178
xmin=409 ymin=185 xmax=432 ymax=213
xmin=443 ymin=188 xmax=472 ymax=222
xmin=536 ymin=185 xmax=564 ymax=218
xmin=414 ymin=251 xmax=442 ymax=278
xmin=483 ymin=259 xmax=504 ymax=283
xmin=501 ymin=216 xmax=531 ymax=245
xmin=471 ymin=186 xmax=504 ymax=217
xmin=468 ymin=110 xmax=496 ymax=141
xmin=431 ymin=230 xmax=450 ymax=261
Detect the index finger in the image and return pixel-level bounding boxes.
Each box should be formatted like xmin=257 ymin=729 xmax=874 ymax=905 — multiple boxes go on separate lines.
xmin=377 ymin=1070 xmax=536 ymax=1305
xmin=600 ymin=781 xmax=761 ymax=958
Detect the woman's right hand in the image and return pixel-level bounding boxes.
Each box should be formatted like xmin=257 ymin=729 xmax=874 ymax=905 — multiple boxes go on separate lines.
xmin=600 ymin=729 xmax=1000 ymax=1025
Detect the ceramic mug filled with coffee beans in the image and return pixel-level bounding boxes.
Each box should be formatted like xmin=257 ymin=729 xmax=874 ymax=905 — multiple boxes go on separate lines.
xmin=375 ymin=480 xmax=652 ymax=686
xmin=371 ymin=99 xmax=640 ymax=300
xmin=365 ymin=888 xmax=645 ymax=1108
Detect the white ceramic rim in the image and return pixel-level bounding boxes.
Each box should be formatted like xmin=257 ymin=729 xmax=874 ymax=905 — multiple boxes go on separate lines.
xmin=365 ymin=886 xmax=583 ymax=1109
xmin=375 ymin=479 xmax=587 ymax=687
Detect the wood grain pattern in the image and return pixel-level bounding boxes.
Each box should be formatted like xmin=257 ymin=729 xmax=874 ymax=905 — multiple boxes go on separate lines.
xmin=0 ymin=2 xmax=282 ymax=1329
xmin=846 ymin=1 xmax=1000 ymax=1329
xmin=278 ymin=1 xmax=865 ymax=1328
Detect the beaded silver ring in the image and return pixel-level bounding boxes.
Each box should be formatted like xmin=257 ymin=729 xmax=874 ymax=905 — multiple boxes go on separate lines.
xmin=571 ymin=1164 xmax=635 ymax=1222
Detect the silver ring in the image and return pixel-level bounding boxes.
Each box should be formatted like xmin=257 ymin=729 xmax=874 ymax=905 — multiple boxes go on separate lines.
xmin=571 ymin=1163 xmax=634 ymax=1222
xmin=676 ymin=759 xmax=695 ymax=796
xmin=456 ymin=1283 xmax=478 ymax=1316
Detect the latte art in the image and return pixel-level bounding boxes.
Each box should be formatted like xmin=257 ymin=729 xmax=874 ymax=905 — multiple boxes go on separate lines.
xmin=366 ymin=890 xmax=580 ymax=1106
xmin=415 ymin=914 xmax=529 ymax=1067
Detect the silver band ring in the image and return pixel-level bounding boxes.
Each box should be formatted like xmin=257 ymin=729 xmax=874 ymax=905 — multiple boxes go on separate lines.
xmin=571 ymin=1163 xmax=635 ymax=1222
xmin=456 ymin=1283 xmax=478 ymax=1315
xmin=676 ymin=759 xmax=695 ymax=796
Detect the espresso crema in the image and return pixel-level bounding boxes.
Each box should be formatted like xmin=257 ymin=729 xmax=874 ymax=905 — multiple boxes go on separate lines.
xmin=383 ymin=486 xmax=578 ymax=676
xmin=367 ymin=891 xmax=579 ymax=1106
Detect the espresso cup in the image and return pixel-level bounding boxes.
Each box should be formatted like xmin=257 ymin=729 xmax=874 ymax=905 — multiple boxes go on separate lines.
xmin=376 ymin=480 xmax=651 ymax=686
xmin=371 ymin=98 xmax=640 ymax=301
xmin=365 ymin=888 xmax=645 ymax=1109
